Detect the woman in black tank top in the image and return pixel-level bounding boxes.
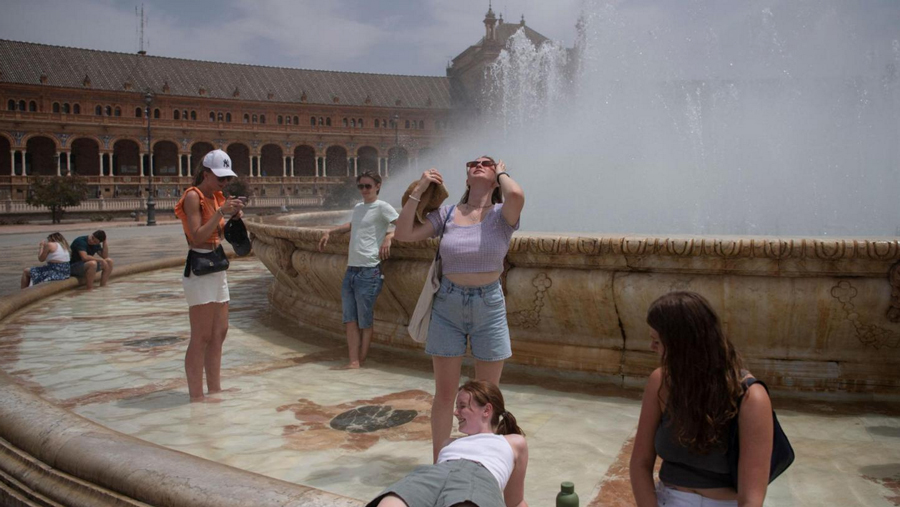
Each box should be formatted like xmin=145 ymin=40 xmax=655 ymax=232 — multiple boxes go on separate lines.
xmin=629 ymin=292 xmax=773 ymax=507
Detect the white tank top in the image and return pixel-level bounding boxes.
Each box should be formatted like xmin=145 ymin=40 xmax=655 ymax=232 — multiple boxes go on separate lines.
xmin=45 ymin=243 xmax=70 ymax=263
xmin=437 ymin=433 xmax=515 ymax=489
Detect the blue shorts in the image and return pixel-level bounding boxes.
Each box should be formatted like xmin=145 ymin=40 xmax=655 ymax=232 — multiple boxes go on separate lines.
xmin=341 ymin=265 xmax=384 ymax=329
xmin=426 ymin=278 xmax=512 ymax=362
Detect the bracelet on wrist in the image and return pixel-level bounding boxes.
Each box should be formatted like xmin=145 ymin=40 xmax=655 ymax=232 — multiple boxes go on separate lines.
xmin=408 ymin=195 xmax=421 ymax=202
xmin=496 ymin=172 xmax=511 ymax=184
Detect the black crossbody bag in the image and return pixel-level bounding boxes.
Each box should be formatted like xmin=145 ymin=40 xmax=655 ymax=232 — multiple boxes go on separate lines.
xmin=183 ymin=193 xmax=230 ymax=277
xmin=184 ymin=245 xmax=229 ymax=277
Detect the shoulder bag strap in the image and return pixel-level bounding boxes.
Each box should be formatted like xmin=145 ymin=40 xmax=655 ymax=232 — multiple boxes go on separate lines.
xmin=434 ymin=205 xmax=455 ymax=262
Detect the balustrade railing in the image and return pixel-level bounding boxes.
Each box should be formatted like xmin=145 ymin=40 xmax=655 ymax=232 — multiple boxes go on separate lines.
xmin=1 ymin=196 xmax=324 ymax=214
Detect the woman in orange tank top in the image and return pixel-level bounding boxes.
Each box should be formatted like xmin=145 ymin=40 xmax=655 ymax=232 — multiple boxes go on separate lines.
xmin=174 ymin=149 xmax=244 ymax=402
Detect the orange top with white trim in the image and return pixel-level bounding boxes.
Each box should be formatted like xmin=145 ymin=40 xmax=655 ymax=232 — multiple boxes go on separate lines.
xmin=174 ymin=187 xmax=225 ymax=248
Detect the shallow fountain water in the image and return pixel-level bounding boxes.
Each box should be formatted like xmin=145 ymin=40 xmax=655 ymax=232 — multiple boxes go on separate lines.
xmin=384 ymin=0 xmax=900 ymax=237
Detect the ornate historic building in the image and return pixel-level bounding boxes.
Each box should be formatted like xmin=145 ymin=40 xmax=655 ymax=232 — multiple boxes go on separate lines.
xmin=0 ymin=9 xmax=550 ymax=208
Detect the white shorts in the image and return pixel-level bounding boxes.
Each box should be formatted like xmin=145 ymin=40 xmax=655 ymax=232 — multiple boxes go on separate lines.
xmin=182 ymin=249 xmax=230 ymax=307
xmin=656 ymin=482 xmax=737 ymax=507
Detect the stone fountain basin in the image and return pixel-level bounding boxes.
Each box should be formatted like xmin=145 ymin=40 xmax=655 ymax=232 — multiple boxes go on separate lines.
xmin=248 ymin=211 xmax=900 ymax=394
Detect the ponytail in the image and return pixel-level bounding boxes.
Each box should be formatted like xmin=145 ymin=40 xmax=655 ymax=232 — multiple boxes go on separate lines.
xmin=458 ymin=379 xmax=525 ymax=437
xmin=497 ymin=409 xmax=525 ymax=436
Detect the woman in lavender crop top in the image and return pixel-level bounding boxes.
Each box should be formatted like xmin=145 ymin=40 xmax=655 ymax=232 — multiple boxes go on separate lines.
xmin=394 ymin=155 xmax=525 ymax=462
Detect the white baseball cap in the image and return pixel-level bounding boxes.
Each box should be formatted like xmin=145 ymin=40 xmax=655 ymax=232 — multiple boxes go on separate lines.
xmin=202 ymin=149 xmax=238 ymax=178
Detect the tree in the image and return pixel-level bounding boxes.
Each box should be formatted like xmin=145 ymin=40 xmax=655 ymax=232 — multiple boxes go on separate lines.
xmin=322 ymin=178 xmax=360 ymax=209
xmin=26 ymin=175 xmax=89 ymax=224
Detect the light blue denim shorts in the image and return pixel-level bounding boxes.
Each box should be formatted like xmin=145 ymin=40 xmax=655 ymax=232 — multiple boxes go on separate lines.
xmin=341 ymin=265 xmax=383 ymax=329
xmin=425 ymin=277 xmax=512 ymax=362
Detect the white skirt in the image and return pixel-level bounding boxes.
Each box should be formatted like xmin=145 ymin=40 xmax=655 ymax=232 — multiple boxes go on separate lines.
xmin=182 ymin=249 xmax=230 ymax=307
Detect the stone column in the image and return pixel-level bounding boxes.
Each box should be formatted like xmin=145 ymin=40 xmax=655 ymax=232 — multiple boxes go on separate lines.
xmin=10 ymin=151 xmax=15 ymax=176
xmin=283 ymin=156 xmax=287 ymax=177
xmin=289 ymin=156 xmax=294 ymax=177
xmin=56 ymin=152 xmax=62 ymax=176
xmin=347 ymin=157 xmax=352 ymax=177
xmin=177 ymin=154 xmax=183 ymax=177
xmin=353 ymin=157 xmax=359 ymax=177
xmin=149 ymin=154 xmax=154 ymax=177
xmin=140 ymin=153 xmax=144 ymax=176
xmin=322 ymin=157 xmax=327 ymax=177
xmin=98 ymin=152 xmax=105 ymax=176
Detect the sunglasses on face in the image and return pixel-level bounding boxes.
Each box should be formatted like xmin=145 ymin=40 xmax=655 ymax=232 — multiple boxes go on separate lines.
xmin=217 ymin=176 xmax=234 ymax=183
xmin=357 ymin=183 xmax=374 ymax=190
xmin=466 ymin=160 xmax=496 ymax=168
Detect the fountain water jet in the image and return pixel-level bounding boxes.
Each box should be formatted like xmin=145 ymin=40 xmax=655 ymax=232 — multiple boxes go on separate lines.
xmin=249 ymin=1 xmax=900 ymax=395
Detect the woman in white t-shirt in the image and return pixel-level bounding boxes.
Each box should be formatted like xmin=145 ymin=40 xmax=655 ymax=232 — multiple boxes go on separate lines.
xmin=368 ymin=379 xmax=529 ymax=507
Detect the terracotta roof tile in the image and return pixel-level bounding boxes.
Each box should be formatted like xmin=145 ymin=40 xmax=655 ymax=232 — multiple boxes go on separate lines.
xmin=0 ymin=39 xmax=451 ymax=109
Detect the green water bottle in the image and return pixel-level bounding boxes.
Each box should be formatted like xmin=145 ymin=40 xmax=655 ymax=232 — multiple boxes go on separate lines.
xmin=557 ymin=481 xmax=579 ymax=507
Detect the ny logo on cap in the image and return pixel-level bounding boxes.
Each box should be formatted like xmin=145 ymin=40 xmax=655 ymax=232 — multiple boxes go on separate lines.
xmin=223 ymin=159 xmax=230 ymax=168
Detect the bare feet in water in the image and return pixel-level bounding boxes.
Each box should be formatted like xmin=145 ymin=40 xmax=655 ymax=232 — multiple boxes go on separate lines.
xmin=331 ymin=362 xmax=361 ymax=370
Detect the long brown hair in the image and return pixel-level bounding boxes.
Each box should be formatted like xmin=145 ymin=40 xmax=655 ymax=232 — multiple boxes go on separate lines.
xmin=460 ymin=155 xmax=503 ymax=205
xmin=46 ymin=232 xmax=69 ymax=253
xmin=646 ymin=291 xmax=744 ymax=454
xmin=192 ymin=159 xmax=211 ymax=187
xmin=458 ymin=379 xmax=525 ymax=436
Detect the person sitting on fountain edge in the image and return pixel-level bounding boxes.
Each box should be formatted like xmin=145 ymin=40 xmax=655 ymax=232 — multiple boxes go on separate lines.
xmin=69 ymin=230 xmax=113 ymax=290
xmin=318 ymin=171 xmax=398 ymax=369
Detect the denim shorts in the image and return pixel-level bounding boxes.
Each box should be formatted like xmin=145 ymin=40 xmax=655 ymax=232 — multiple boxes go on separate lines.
xmin=341 ymin=265 xmax=384 ymax=329
xmin=425 ymin=278 xmax=512 ymax=362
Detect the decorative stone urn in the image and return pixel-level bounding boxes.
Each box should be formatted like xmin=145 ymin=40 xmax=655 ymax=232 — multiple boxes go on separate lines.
xmin=248 ymin=212 xmax=900 ymax=394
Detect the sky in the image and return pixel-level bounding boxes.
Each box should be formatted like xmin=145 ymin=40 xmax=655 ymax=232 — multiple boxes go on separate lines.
xmin=0 ymin=0 xmax=586 ymax=76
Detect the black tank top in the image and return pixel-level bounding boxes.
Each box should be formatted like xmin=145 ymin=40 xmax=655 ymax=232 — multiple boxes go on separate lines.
xmin=654 ymin=412 xmax=732 ymax=489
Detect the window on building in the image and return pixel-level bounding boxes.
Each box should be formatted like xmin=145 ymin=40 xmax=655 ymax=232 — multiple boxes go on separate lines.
xmin=350 ymin=119 xmax=356 ymax=128
xmin=6 ymin=99 xmax=14 ymax=111
xmin=174 ymin=110 xmax=181 ymax=120
xmin=285 ymin=116 xmax=291 ymax=125
xmin=52 ymin=102 xmax=60 ymax=113
xmin=342 ymin=118 xmax=348 ymax=127
xmin=293 ymin=115 xmax=299 ymax=125
xmin=209 ymin=112 xmax=215 ymax=121
xmin=325 ymin=117 xmax=331 ymax=126
xmin=277 ymin=115 xmax=283 ymax=125
xmin=217 ymin=112 xmax=224 ymax=122
xmin=29 ymin=101 xmax=37 ymax=112
xmin=183 ymin=109 xmax=188 ymax=120
xmin=358 ymin=118 xmax=364 ymax=127
xmin=95 ymin=105 xmax=103 ymax=115
xmin=104 ymin=105 xmax=112 ymax=116
xmin=226 ymin=112 xmax=232 ymax=122
xmin=62 ymin=103 xmax=70 ymax=114
xmin=310 ymin=116 xmax=316 ymax=126
xmin=419 ymin=120 xmax=425 ymax=129
xmin=191 ymin=110 xmax=197 ymax=120
xmin=18 ymin=100 xmax=26 ymax=111
xmin=260 ymin=114 xmax=266 ymax=124
xmin=135 ymin=107 xmax=142 ymax=118
xmin=73 ymin=104 xmax=81 ymax=114
xmin=115 ymin=107 xmax=122 ymax=117
xmin=318 ymin=117 xmax=324 ymax=126
xmin=252 ymin=114 xmax=258 ymax=123
xmin=244 ymin=114 xmax=250 ymax=123
xmin=405 ymin=120 xmax=410 ymax=129
xmin=154 ymin=108 xmax=160 ymax=119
